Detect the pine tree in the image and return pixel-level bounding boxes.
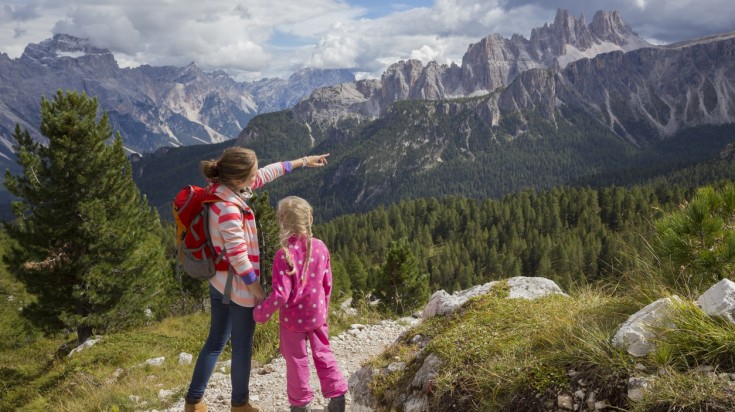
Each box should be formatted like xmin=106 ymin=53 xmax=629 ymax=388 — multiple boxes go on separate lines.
xmin=654 ymin=183 xmax=735 ymax=294
xmin=329 ymin=257 xmax=351 ymax=304
xmin=345 ymin=252 xmax=369 ymax=303
xmin=373 ymin=239 xmax=430 ymax=315
xmin=251 ymin=191 xmax=280 ymax=294
xmin=3 ymin=91 xmax=171 ymax=344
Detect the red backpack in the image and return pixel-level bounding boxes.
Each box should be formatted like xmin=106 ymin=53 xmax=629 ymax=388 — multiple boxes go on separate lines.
xmin=173 ymin=185 xmax=244 ymax=304
xmin=173 ymin=185 xmax=230 ymax=280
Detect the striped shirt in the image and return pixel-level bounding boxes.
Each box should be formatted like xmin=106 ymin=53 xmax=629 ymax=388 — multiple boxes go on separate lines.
xmin=207 ymin=161 xmax=291 ymax=307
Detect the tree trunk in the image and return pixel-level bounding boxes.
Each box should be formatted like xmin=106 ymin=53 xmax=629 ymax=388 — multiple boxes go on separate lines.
xmin=77 ymin=324 xmax=93 ymax=345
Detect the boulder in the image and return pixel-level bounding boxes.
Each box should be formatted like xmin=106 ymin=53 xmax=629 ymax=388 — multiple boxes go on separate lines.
xmin=698 ymin=278 xmax=735 ymax=323
xmin=422 ymin=276 xmax=567 ymax=318
xmin=611 ymin=296 xmax=681 ymax=356
xmin=68 ymin=337 xmax=101 ymax=357
xmin=506 ymin=276 xmax=569 ymax=300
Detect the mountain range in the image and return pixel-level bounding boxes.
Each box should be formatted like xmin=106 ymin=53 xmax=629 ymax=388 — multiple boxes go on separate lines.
xmin=287 ymin=10 xmax=653 ymax=125
xmin=128 ymin=9 xmax=735 ymax=220
xmin=2 ymin=9 xmax=735 ymax=222
xmin=0 ymin=34 xmax=354 ymax=170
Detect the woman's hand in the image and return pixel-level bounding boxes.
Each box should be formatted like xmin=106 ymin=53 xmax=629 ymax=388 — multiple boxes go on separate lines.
xmin=297 ymin=153 xmax=330 ymax=168
xmin=249 ymin=282 xmax=266 ymax=304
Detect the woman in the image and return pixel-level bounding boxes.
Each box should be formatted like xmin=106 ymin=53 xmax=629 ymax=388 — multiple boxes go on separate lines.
xmin=184 ymin=147 xmax=329 ymax=412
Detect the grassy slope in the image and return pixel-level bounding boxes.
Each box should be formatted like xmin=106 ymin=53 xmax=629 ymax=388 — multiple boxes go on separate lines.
xmin=367 ymin=284 xmax=735 ymax=411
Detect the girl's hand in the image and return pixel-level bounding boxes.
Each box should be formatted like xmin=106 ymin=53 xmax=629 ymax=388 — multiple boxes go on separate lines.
xmin=249 ymin=282 xmax=266 ymax=304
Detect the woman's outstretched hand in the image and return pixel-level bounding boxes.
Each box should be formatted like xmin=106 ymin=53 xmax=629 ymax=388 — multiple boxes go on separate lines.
xmin=301 ymin=153 xmax=330 ymax=168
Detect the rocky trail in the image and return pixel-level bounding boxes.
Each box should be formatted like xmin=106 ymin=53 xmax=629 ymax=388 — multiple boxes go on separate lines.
xmin=158 ymin=317 xmax=420 ymax=412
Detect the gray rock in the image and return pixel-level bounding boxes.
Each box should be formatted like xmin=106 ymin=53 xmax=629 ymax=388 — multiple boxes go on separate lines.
xmin=506 ymin=276 xmax=569 ymax=300
xmin=349 ymin=366 xmax=380 ymax=412
xmin=67 ymin=337 xmax=102 ymax=357
xmin=698 ymin=278 xmax=735 ymax=323
xmin=386 ymin=362 xmax=406 ymax=373
xmin=627 ymin=377 xmax=652 ymax=402
xmin=611 ymin=296 xmax=681 ymax=356
xmin=146 ymin=357 xmax=165 ymax=367
xmin=178 ymin=352 xmax=193 ymax=366
xmin=411 ymin=354 xmax=443 ymax=391
xmin=422 ymin=276 xmax=567 ymax=318
xmin=403 ymin=394 xmax=430 ymax=412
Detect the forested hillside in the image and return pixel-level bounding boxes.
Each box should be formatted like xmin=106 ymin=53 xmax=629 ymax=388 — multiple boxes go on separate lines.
xmin=132 ymin=100 xmax=735 ymax=223
xmin=316 ymin=176 xmax=735 ymax=294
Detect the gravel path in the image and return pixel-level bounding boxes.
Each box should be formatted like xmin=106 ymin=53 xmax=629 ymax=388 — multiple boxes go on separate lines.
xmin=158 ymin=317 xmax=420 ymax=412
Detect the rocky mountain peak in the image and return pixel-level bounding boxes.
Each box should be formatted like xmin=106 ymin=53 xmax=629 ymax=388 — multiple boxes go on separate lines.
xmin=529 ymin=8 xmax=643 ymax=56
xmin=551 ymin=8 xmax=590 ymax=47
xmin=381 ymin=59 xmax=426 ymax=101
xmin=21 ymin=33 xmax=112 ymax=63
xmin=172 ymin=62 xmax=205 ymax=83
xmin=589 ymin=10 xmax=637 ymax=45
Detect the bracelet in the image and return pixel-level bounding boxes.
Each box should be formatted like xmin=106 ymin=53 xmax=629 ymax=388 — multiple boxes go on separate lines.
xmin=301 ymin=156 xmax=308 ymax=167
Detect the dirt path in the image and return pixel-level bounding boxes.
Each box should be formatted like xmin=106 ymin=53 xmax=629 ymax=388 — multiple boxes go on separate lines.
xmin=159 ymin=317 xmax=419 ymax=412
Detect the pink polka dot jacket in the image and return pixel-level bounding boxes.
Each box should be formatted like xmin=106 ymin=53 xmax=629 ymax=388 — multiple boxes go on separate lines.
xmin=253 ymin=235 xmax=333 ymax=332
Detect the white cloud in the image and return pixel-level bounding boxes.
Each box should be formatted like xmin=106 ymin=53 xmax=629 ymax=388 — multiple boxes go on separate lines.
xmin=409 ymin=45 xmax=442 ymax=63
xmin=0 ymin=0 xmax=733 ymax=81
xmin=306 ymin=1 xmax=509 ymax=77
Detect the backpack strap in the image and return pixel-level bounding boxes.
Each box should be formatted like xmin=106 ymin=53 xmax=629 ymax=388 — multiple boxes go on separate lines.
xmin=223 ymin=266 xmax=235 ymax=305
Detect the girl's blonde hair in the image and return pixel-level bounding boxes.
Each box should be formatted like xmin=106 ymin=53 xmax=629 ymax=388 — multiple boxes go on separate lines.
xmin=277 ymin=196 xmax=313 ymax=282
xmin=200 ymin=147 xmax=257 ymax=191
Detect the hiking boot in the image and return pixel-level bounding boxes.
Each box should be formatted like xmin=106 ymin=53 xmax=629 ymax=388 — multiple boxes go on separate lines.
xmin=289 ymin=403 xmax=311 ymax=412
xmin=327 ymin=395 xmax=346 ymax=412
xmin=231 ymin=401 xmax=261 ymax=412
xmin=184 ymin=398 xmax=208 ymax=412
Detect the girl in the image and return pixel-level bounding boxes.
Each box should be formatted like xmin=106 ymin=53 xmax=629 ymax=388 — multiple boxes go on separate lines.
xmin=184 ymin=149 xmax=330 ymax=412
xmin=253 ymin=196 xmax=347 ymax=412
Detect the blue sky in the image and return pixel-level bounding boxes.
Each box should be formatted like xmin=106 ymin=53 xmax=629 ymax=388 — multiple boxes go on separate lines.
xmin=0 ymin=0 xmax=733 ymax=81
xmin=349 ymin=1 xmax=434 ymax=19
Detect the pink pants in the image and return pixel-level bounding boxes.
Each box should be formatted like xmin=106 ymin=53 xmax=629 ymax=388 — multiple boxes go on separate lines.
xmin=279 ymin=323 xmax=348 ymax=406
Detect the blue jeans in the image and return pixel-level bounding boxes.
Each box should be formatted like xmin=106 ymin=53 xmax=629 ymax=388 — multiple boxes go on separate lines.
xmin=186 ymin=284 xmax=256 ymax=404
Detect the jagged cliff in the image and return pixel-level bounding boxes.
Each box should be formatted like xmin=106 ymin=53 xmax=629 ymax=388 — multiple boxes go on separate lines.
xmin=501 ymin=31 xmax=735 ymax=143
xmin=287 ymin=9 xmax=652 ymax=127
xmin=281 ymin=23 xmax=734 ymax=149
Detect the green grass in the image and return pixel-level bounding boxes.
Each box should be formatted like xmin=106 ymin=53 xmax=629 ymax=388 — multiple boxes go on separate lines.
xmin=0 ymin=311 xmax=211 ymax=410
xmin=364 ymin=281 xmax=735 ymax=412
xmin=366 ymin=287 xmax=639 ymax=411
xmin=652 ymin=300 xmax=735 ymax=371
xmin=630 ymin=371 xmax=735 ymax=412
